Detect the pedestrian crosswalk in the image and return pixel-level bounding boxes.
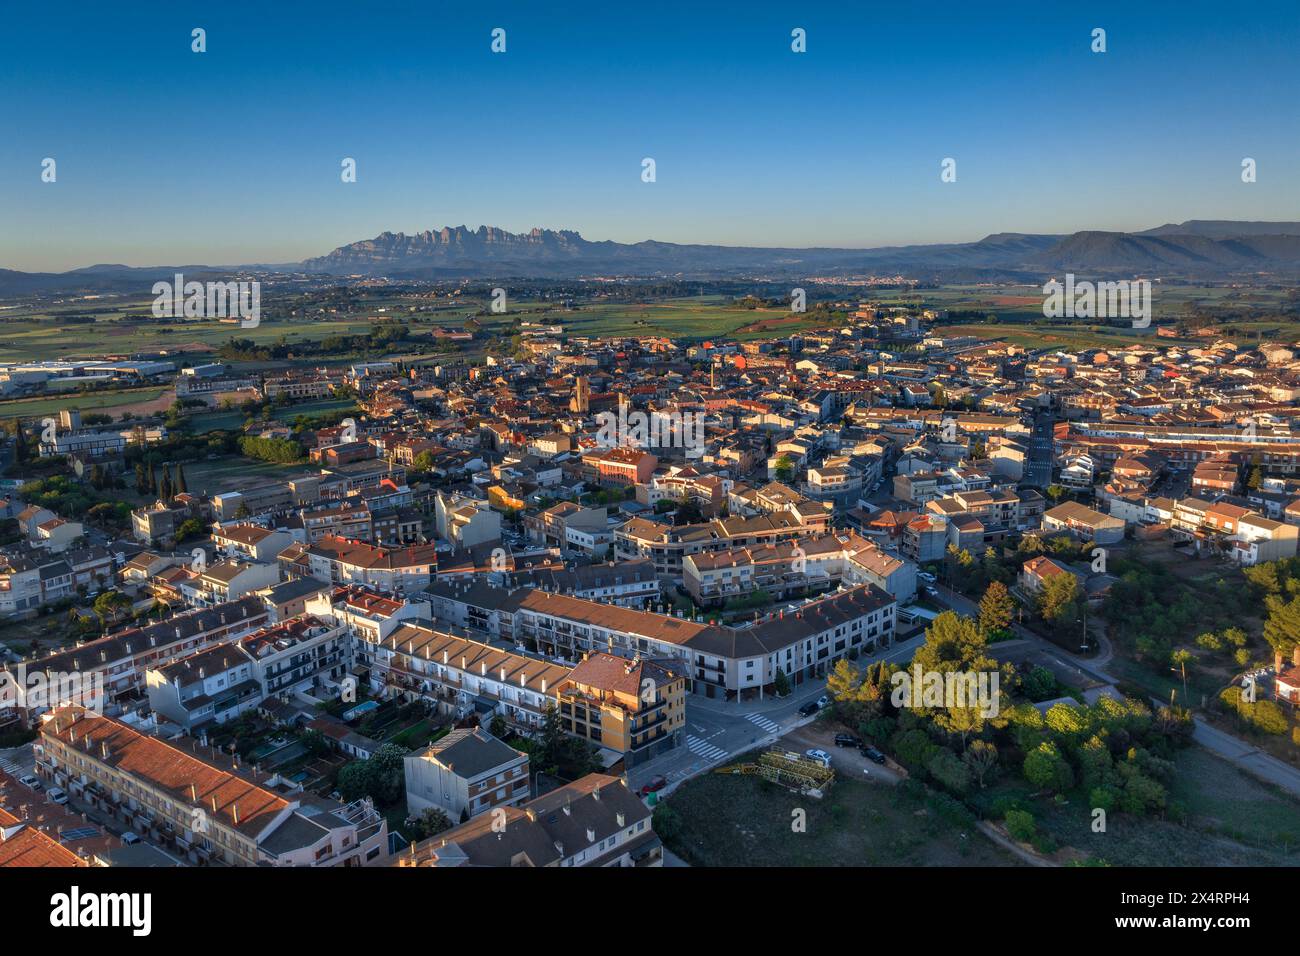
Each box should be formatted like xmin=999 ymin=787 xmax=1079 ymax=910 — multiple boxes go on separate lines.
xmin=744 ymin=713 xmax=781 ymax=735
xmin=685 ymin=735 xmax=727 ymax=762
xmin=0 ymin=756 xmax=27 ymax=777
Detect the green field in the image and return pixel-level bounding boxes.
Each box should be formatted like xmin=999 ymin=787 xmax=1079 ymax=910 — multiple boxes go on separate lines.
xmin=0 ymin=385 xmax=169 ymax=420
xmin=657 ymin=764 xmax=1017 ymax=867
xmin=185 ymin=397 xmax=357 ymax=434
xmin=980 ymin=746 xmax=1300 ymax=866
xmin=179 ymin=456 xmax=317 ymax=496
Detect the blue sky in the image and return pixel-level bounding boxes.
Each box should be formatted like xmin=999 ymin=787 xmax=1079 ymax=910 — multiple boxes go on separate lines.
xmin=1 ymin=0 xmax=1298 ymax=271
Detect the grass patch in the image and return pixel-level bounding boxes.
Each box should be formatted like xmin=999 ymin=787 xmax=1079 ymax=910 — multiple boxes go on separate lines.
xmin=658 ymin=761 xmax=1018 ymax=867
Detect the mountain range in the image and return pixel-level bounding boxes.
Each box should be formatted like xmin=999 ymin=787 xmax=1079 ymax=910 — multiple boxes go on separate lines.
xmin=7 ymin=220 xmax=1300 ymax=295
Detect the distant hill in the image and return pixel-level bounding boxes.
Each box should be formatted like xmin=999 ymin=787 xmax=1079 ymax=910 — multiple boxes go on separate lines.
xmin=6 ymin=221 xmax=1300 ymax=295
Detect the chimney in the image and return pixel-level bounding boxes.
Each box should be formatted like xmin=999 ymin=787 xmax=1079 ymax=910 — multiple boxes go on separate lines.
xmin=616 ymin=811 xmax=626 ymax=827
xmin=586 ymin=827 xmax=596 ymax=843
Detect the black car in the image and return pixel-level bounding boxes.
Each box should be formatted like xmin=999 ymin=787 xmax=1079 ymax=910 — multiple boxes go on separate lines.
xmin=834 ymin=733 xmax=861 ymax=748
xmin=798 ymin=701 xmax=820 ymax=717
xmin=861 ymin=746 xmax=887 ymax=764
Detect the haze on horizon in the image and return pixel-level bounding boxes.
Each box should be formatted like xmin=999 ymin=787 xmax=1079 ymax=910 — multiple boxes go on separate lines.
xmin=2 ymin=0 xmax=1298 ymax=272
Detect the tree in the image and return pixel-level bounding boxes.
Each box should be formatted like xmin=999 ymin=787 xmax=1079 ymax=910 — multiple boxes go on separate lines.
xmin=146 ymin=462 xmax=157 ymax=495
xmin=12 ymin=419 xmax=29 ymax=464
xmin=774 ymin=454 xmax=795 ymax=483
xmin=772 ymin=668 xmax=791 ymax=697
xmin=978 ymin=581 xmax=1015 ymax=634
xmin=962 ymin=739 xmax=998 ymax=788
xmin=826 ymin=659 xmax=862 ymax=702
xmin=1004 ymin=809 xmax=1036 ymax=842
xmin=1023 ymin=740 xmax=1074 ymax=792
xmin=92 ymin=590 xmax=132 ymax=632
xmin=159 ymin=464 xmax=173 ymax=501
xmin=1046 ymin=484 xmax=1067 ymax=502
xmin=337 ymin=760 xmax=374 ymax=802
xmin=1037 ymin=572 xmax=1081 ymax=631
xmin=410 ymin=807 xmax=452 ymax=840
xmin=134 ymin=463 xmax=148 ymax=495
xmin=175 ymin=462 xmax=188 ymax=495
xmin=1248 ymin=466 xmax=1264 ymax=490
xmin=1262 ymin=594 xmax=1300 ymax=659
xmin=489 ymin=715 xmax=508 ymax=739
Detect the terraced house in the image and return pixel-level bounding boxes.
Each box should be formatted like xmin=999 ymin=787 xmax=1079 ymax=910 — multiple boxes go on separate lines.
xmin=361 ymin=621 xmax=571 ymax=731
xmin=37 ymin=706 xmax=388 ymax=866
xmin=0 ymin=597 xmax=269 ymax=725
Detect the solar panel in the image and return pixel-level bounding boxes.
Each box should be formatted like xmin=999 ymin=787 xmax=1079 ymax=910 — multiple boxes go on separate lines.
xmin=59 ymin=826 xmax=99 ymax=841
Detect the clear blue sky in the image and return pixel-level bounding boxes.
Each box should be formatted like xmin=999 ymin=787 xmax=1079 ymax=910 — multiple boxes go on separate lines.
xmin=1 ymin=0 xmax=1297 ymax=271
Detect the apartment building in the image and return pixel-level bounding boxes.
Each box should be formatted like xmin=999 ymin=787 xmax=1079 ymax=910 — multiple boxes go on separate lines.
xmin=403 ymin=727 xmax=530 ymax=822
xmin=304 ymin=585 xmax=429 ymax=645
xmin=397 ymin=773 xmax=659 ymax=867
xmin=146 ymin=616 xmax=351 ymax=731
xmin=362 ymin=622 xmax=571 ymax=732
xmin=37 ymin=707 xmax=388 ymax=867
xmin=1041 ymin=501 xmax=1126 ymax=545
xmin=508 ymin=558 xmax=660 ymax=607
xmin=305 ymin=535 xmax=438 ymax=595
xmin=511 ymin=583 xmax=896 ymax=700
xmin=213 ymin=476 xmax=322 ymax=521
xmin=615 ymin=511 xmax=818 ymax=577
xmin=434 ymin=491 xmax=502 ymax=549
xmin=212 ymin=524 xmax=296 ymax=562
xmin=0 ymin=597 xmax=269 ymax=724
xmin=179 ymin=559 xmax=280 ymax=608
xmin=555 ymin=653 xmax=685 ymax=767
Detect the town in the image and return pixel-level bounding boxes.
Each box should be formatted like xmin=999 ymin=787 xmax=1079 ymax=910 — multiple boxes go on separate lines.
xmin=0 ymin=284 xmax=1296 ymax=872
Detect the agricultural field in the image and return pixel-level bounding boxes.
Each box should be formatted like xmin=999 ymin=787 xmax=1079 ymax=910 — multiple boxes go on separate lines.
xmin=0 ymin=385 xmax=170 ymax=421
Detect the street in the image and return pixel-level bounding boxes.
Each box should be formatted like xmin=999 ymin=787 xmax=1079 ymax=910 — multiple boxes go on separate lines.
xmin=627 ymin=632 xmax=926 ymax=794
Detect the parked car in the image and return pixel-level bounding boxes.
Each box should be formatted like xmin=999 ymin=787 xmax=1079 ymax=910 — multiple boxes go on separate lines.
xmin=47 ymin=787 xmax=68 ymax=805
xmin=18 ymin=774 xmax=41 ymax=791
xmin=799 ymin=700 xmax=820 ymax=717
xmin=833 ymin=733 xmax=861 ymax=748
xmin=120 ymin=831 xmax=142 ymax=845
xmin=805 ymin=749 xmax=832 ymax=767
xmin=816 ymin=695 xmax=829 ymax=709
xmin=918 ymin=571 xmax=937 ymax=583
xmin=639 ymin=775 xmax=668 ymax=797
xmin=861 ymin=746 xmax=887 ymax=765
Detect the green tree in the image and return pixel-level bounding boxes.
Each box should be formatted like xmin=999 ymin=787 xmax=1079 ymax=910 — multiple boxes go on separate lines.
xmin=978 ymin=580 xmax=1015 ymax=634
xmin=175 ymin=462 xmax=188 ymax=495
xmin=962 ymin=739 xmax=999 ymax=788
xmin=774 ymin=454 xmax=795 ymax=483
xmin=1262 ymin=594 xmax=1300 ymax=659
xmin=92 ymin=590 xmax=132 ymax=632
xmin=1037 ymin=571 xmax=1081 ymax=631
xmin=772 ymin=668 xmax=791 ymax=697
xmin=410 ymin=807 xmax=452 ymax=840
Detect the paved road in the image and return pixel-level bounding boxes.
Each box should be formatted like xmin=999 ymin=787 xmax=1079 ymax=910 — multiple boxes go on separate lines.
xmin=1024 ymin=409 xmax=1055 ymax=489
xmin=628 ymin=632 xmax=927 ymax=795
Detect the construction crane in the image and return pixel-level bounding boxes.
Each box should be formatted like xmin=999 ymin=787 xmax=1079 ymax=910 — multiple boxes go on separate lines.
xmin=714 ymin=749 xmax=834 ymax=795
